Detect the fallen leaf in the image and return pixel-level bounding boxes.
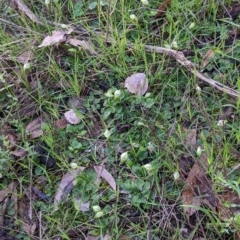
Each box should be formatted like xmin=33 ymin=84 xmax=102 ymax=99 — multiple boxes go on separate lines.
xmin=9 ymin=0 xmax=42 ymax=23
xmin=54 ymin=117 xmax=68 ymax=129
xmin=182 ymin=153 xmax=216 ymax=220
xmin=66 ymin=38 xmax=97 ymax=55
xmin=11 ymin=148 xmax=28 ymax=157
xmin=94 ymin=166 xmax=116 ymax=191
xmin=25 ymin=115 xmax=45 ymax=139
xmin=54 ymin=167 xmax=85 ymax=211
xmin=22 ymin=222 xmax=37 ymax=236
xmin=155 ymin=0 xmax=172 ymax=18
xmin=200 ymin=49 xmax=215 ymax=69
xmin=64 ymin=109 xmax=81 ymax=124
xmin=180 ymin=127 xmax=217 ymax=220
xmin=218 ymin=191 xmax=240 ymax=221
xmin=18 ymin=104 xmax=37 ymax=118
xmin=124 ymin=73 xmax=148 ymax=96
xmin=18 ymin=197 xmax=36 ymax=235
xmin=0 ymin=183 xmax=17 ymax=229
xmin=0 ymin=182 xmax=15 ymax=202
xmin=73 ymin=196 xmax=90 ymax=212
xmin=0 ymin=125 xmax=18 ymax=150
xmin=38 ymin=29 xmax=73 ymax=48
xmin=17 ymin=50 xmax=34 ymax=64
xmin=183 ymin=128 xmax=197 ymax=151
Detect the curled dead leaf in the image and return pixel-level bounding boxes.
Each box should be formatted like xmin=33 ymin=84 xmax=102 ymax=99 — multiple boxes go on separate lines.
xmin=38 ymin=29 xmax=73 ymax=48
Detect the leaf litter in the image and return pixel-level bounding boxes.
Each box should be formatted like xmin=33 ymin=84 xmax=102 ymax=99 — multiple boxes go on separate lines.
xmin=54 ymin=167 xmax=85 ymax=211
xmin=180 ymin=128 xmax=217 ymax=221
xmin=3 ymin=0 xmax=240 ymax=238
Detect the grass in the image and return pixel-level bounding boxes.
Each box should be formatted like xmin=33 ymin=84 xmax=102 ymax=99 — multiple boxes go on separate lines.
xmin=0 ymin=0 xmax=240 ymax=239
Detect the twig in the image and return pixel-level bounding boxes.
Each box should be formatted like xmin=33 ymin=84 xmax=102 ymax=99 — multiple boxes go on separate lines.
xmin=0 ymin=17 xmax=40 ymax=33
xmin=144 ymin=45 xmax=239 ymax=98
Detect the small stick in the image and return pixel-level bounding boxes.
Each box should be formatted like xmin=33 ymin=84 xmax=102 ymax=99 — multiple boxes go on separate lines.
xmin=144 ymin=44 xmax=239 ymax=98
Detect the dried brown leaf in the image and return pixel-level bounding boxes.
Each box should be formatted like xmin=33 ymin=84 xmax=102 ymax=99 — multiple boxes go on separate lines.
xmin=17 ymin=50 xmax=34 ymax=64
xmin=73 ymin=196 xmax=90 ymax=212
xmin=0 ymin=126 xmax=18 ymax=150
xmin=18 ymin=197 xmax=37 ymax=233
xmin=155 ymin=0 xmax=172 ymax=18
xmin=218 ymin=191 xmax=240 ymax=221
xmin=94 ymin=166 xmax=116 ymax=191
xmin=54 ymin=117 xmax=68 ymax=129
xmin=200 ymin=49 xmax=215 ymax=69
xmin=54 ymin=167 xmax=85 ymax=211
xmin=67 ymin=38 xmax=97 ymax=55
xmin=182 ymin=187 xmax=201 ymax=218
xmin=0 ymin=183 xmax=15 ymax=202
xmin=38 ymin=29 xmax=73 ymax=48
xmin=18 ymin=197 xmax=37 ymax=235
xmin=25 ymin=115 xmax=45 ymax=139
xmin=12 ymin=148 xmax=28 ymax=157
xmin=182 ymin=153 xmax=216 ymax=220
xmin=183 ymin=128 xmax=197 ymax=151
xmin=22 ymin=222 xmax=36 ymax=236
xmin=9 ymin=0 xmax=42 ymax=23
xmin=64 ymin=109 xmax=81 ymax=125
xmin=0 ymin=183 xmax=17 ymax=228
xmin=124 ymin=73 xmax=148 ymax=96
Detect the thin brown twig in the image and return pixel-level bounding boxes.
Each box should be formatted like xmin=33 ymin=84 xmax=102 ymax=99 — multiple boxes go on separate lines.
xmin=143 ymin=44 xmax=239 ymax=99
